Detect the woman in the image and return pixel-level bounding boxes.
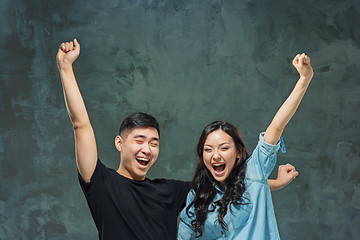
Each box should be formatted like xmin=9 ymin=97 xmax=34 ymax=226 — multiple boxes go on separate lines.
xmin=178 ymin=53 xmax=313 ymax=239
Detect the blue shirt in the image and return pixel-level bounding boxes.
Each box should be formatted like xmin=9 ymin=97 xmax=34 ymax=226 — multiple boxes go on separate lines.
xmin=178 ymin=133 xmax=286 ymax=240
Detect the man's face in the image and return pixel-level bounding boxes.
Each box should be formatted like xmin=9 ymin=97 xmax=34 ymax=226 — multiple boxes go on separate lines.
xmin=116 ymin=127 xmax=159 ymax=181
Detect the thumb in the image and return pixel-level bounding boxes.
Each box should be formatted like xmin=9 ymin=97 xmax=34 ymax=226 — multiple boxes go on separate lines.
xmin=74 ymin=38 xmax=80 ymax=52
xmin=292 ymin=54 xmax=300 ymax=66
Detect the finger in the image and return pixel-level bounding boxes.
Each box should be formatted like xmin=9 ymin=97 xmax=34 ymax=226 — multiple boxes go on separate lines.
xmin=285 ymin=163 xmax=294 ymax=168
xmin=299 ymin=53 xmax=305 ymax=66
xmin=289 ymin=168 xmax=298 ymax=175
xmin=304 ymin=55 xmax=310 ymax=64
xmin=284 ymin=163 xmax=295 ymax=171
xmin=292 ymin=54 xmax=300 ymax=66
xmin=301 ymin=53 xmax=307 ymax=64
xmin=69 ymin=41 xmax=74 ymax=51
xmin=291 ymin=170 xmax=299 ymax=179
xmin=65 ymin=42 xmax=70 ymax=52
xmin=60 ymin=42 xmax=66 ymax=51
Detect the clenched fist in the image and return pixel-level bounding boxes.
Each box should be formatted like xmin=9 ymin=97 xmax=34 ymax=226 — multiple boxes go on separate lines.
xmin=57 ymin=38 xmax=80 ymax=71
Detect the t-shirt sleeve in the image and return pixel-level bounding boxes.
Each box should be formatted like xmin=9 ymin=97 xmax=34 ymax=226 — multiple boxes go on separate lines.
xmin=178 ymin=190 xmax=196 ymax=240
xmin=246 ymin=132 xmax=286 ymax=180
xmin=172 ymin=180 xmax=191 ymax=213
xmin=78 ymin=158 xmax=108 ymax=195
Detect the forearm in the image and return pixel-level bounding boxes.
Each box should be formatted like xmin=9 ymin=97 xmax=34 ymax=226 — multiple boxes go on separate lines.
xmin=268 ymin=179 xmax=282 ymax=191
xmin=264 ymin=76 xmax=311 ymax=144
xmin=59 ymin=66 xmax=90 ymax=129
xmin=268 ymin=179 xmax=284 ymax=191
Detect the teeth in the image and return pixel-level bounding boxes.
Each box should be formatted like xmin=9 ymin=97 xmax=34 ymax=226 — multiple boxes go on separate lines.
xmin=213 ymin=163 xmax=225 ymax=166
xmin=137 ymin=157 xmax=149 ymax=162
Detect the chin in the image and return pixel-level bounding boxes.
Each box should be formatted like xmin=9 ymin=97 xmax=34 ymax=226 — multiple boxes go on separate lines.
xmin=213 ymin=174 xmax=228 ymax=185
xmin=131 ymin=167 xmax=148 ymax=180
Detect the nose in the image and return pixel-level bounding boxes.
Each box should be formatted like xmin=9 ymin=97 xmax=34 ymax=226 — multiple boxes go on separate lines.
xmin=141 ymin=143 xmax=151 ymax=155
xmin=212 ymin=150 xmax=221 ymax=161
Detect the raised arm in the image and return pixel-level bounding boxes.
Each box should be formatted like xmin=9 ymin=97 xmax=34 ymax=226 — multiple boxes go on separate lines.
xmin=264 ymin=53 xmax=314 ymax=145
xmin=57 ymin=39 xmax=97 ymax=182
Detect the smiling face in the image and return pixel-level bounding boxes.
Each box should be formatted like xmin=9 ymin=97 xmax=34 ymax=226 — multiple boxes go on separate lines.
xmin=202 ymin=129 xmax=240 ymax=186
xmin=115 ymin=127 xmax=159 ymax=181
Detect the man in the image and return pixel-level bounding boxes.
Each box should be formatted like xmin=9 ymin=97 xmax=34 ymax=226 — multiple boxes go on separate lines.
xmin=56 ymin=39 xmax=298 ymax=239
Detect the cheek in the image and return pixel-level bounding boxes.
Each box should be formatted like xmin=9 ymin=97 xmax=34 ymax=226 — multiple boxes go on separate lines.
xmin=228 ymin=161 xmax=236 ymax=171
xmin=152 ymin=147 xmax=160 ymax=157
xmin=226 ymin=153 xmax=237 ymax=169
xmin=129 ymin=146 xmax=139 ymax=155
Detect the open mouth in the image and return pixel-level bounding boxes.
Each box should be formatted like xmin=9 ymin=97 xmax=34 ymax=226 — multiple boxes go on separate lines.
xmin=212 ymin=162 xmax=226 ymax=175
xmin=136 ymin=157 xmax=150 ymax=167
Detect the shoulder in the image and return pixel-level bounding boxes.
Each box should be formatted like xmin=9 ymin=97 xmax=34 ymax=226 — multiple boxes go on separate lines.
xmin=86 ymin=158 xmax=120 ymax=182
xmin=78 ymin=158 xmax=118 ymax=191
xmin=95 ymin=158 xmax=119 ymax=178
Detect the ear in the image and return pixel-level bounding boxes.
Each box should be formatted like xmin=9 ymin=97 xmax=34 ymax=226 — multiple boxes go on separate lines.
xmin=115 ymin=135 xmax=123 ymax=152
xmin=236 ymin=152 xmax=241 ymax=161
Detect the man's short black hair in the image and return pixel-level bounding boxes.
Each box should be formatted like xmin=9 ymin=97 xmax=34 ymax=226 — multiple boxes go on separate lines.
xmin=119 ymin=112 xmax=160 ymax=138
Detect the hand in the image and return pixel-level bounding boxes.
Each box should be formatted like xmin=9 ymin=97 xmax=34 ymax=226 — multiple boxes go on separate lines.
xmin=276 ymin=163 xmax=299 ymax=188
xmin=292 ymin=53 xmax=313 ymax=79
xmin=57 ymin=38 xmax=80 ymax=70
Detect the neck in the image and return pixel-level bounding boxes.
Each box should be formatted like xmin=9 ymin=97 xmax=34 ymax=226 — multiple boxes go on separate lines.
xmin=116 ymin=167 xmax=146 ymax=181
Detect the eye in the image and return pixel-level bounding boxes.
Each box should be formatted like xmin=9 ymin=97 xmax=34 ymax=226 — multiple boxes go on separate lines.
xmin=204 ymin=148 xmax=212 ymax=153
xmin=221 ymin=147 xmax=229 ymax=151
xmin=150 ymin=142 xmax=159 ymax=147
xmin=135 ymin=140 xmax=144 ymax=144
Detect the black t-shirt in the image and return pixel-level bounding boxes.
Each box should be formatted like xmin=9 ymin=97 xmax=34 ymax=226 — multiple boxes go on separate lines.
xmin=78 ymin=159 xmax=191 ymax=240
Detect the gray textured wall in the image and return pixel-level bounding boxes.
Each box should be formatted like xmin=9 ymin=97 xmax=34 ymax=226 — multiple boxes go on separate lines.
xmin=1 ymin=0 xmax=359 ymax=239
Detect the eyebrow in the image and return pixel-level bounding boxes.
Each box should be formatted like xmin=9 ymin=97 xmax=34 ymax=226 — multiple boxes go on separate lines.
xmin=204 ymin=142 xmax=230 ymax=147
xmin=133 ymin=134 xmax=159 ymax=142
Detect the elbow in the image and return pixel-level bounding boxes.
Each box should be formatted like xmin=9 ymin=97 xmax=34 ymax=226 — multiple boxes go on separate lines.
xmin=72 ymin=121 xmax=82 ymax=130
xmin=72 ymin=119 xmax=91 ymax=131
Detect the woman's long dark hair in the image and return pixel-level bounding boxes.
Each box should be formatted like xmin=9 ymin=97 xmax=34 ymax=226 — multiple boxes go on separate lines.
xmin=186 ymin=121 xmax=250 ymax=237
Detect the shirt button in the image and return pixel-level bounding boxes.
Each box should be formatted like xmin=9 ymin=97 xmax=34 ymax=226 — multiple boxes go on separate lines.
xmin=221 ymin=231 xmax=224 ymax=234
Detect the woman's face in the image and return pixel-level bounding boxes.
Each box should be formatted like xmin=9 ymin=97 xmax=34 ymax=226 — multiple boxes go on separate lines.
xmin=203 ymin=129 xmax=240 ymax=187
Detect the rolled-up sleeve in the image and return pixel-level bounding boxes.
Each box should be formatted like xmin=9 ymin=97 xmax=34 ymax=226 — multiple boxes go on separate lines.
xmin=247 ymin=133 xmax=286 ymax=180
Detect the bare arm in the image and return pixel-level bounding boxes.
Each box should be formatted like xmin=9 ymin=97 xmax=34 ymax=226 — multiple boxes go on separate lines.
xmin=57 ymin=39 xmax=97 ymax=183
xmin=268 ymin=163 xmax=298 ymax=191
xmin=264 ymin=53 xmax=314 ymax=145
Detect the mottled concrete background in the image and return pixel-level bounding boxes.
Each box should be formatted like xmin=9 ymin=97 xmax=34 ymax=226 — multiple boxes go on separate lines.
xmin=0 ymin=0 xmax=359 ymax=239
